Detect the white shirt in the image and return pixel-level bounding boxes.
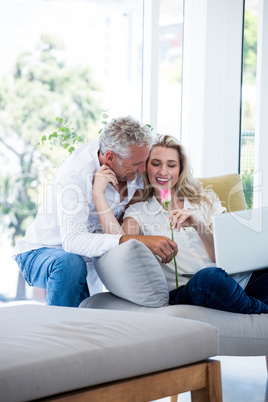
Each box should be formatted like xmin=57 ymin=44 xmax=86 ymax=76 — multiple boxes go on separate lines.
xmin=14 ymin=140 xmax=144 ymax=294
xmin=124 ymin=193 xmax=251 ymax=291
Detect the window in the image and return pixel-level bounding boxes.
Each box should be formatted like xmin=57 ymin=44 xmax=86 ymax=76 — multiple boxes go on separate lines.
xmin=158 ymin=0 xmax=184 ymax=136
xmin=0 ymin=0 xmax=184 ymax=302
xmin=0 ymin=0 xmax=144 ymax=302
xmin=239 ymin=0 xmax=259 ymax=209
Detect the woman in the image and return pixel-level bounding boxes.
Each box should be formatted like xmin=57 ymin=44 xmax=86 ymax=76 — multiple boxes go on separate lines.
xmin=93 ymin=134 xmax=268 ymax=314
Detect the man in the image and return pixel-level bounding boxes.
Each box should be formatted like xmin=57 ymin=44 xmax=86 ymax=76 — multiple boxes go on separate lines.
xmin=14 ymin=116 xmax=177 ymax=307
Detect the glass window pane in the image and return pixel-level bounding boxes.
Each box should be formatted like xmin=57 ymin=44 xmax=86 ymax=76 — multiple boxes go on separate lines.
xmin=158 ymin=0 xmax=184 ymax=137
xmin=240 ymin=0 xmax=259 ymax=209
xmin=0 ymin=0 xmax=143 ymax=302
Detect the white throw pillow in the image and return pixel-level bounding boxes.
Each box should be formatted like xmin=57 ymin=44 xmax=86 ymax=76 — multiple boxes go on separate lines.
xmin=93 ymin=239 xmax=169 ymax=307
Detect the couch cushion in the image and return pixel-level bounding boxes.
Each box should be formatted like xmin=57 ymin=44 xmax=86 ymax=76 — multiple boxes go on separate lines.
xmin=80 ymin=292 xmax=268 ymax=357
xmin=198 ymin=173 xmax=247 ymax=212
xmin=93 ymin=239 xmax=169 ymax=307
xmin=0 ymin=304 xmax=218 ymax=402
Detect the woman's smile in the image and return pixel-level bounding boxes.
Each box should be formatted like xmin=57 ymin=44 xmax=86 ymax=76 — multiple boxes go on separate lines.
xmin=155 ymin=177 xmax=171 ymax=185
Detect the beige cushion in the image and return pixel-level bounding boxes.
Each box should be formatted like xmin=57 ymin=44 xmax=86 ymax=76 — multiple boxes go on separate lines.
xmin=198 ymin=173 xmax=247 ymax=212
xmin=0 ymin=304 xmax=218 ymax=402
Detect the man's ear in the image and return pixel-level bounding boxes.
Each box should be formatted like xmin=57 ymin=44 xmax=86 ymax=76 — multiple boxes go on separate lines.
xmin=104 ymin=151 xmax=116 ymax=164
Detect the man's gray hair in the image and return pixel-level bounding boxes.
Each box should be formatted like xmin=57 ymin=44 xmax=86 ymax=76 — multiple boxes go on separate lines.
xmin=99 ymin=115 xmax=152 ymax=158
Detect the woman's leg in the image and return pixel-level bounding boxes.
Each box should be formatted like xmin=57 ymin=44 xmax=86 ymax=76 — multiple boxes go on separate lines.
xmin=244 ymin=268 xmax=268 ymax=304
xmin=15 ymin=248 xmax=89 ymax=307
xmin=169 ymin=267 xmax=268 ymax=314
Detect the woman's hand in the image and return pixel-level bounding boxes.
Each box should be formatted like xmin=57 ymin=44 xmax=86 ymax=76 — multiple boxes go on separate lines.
xmin=93 ymin=165 xmax=118 ymax=198
xmin=169 ymin=209 xmax=199 ymax=231
xmin=169 ymin=208 xmax=216 ymax=261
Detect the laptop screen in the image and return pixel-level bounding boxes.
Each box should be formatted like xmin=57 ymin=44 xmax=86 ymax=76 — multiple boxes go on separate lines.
xmin=212 ymin=207 xmax=268 ymax=274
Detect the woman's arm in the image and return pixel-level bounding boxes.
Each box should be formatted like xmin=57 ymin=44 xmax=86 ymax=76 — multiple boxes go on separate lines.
xmin=195 ymin=221 xmax=215 ymax=262
xmin=121 ymin=217 xmax=178 ymax=263
xmin=121 ymin=217 xmax=141 ymax=235
xmin=169 ymin=209 xmax=217 ymax=261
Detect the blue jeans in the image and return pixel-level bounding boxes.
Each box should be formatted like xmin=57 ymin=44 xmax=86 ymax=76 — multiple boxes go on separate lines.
xmin=15 ymin=248 xmax=89 ymax=307
xmin=169 ymin=267 xmax=268 ymax=314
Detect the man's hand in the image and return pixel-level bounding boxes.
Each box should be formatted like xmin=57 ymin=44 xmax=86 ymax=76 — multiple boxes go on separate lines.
xmin=93 ymin=165 xmax=118 ymax=198
xmin=119 ymin=235 xmax=178 ymax=264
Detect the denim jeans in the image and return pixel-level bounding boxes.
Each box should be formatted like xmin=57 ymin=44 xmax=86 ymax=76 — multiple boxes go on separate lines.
xmin=244 ymin=269 xmax=268 ymax=304
xmin=15 ymin=248 xmax=89 ymax=307
xmin=169 ymin=267 xmax=268 ymax=314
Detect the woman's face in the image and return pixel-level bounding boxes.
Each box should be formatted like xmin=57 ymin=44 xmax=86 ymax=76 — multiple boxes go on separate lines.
xmin=147 ymin=146 xmax=180 ymax=198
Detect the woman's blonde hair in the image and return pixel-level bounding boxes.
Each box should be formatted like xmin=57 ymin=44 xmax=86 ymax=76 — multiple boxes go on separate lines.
xmin=142 ymin=134 xmax=212 ymax=207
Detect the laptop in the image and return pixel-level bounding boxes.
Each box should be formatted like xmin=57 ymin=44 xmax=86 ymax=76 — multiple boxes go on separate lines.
xmin=212 ymin=207 xmax=268 ymax=274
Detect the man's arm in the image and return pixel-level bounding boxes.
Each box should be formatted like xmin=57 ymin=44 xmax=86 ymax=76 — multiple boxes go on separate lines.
xmin=92 ymin=165 xmax=124 ymax=234
xmin=119 ymin=234 xmax=178 ymax=264
xmin=121 ymin=217 xmax=178 ymax=264
xmin=57 ymin=170 xmax=122 ymax=258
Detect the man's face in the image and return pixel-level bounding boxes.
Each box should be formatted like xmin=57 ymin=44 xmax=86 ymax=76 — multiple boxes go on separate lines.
xmin=111 ymin=145 xmax=150 ymax=182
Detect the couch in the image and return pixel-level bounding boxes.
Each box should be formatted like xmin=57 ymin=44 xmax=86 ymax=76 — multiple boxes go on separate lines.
xmin=80 ymin=174 xmax=268 ymax=361
xmin=0 ymin=304 xmax=222 ymax=401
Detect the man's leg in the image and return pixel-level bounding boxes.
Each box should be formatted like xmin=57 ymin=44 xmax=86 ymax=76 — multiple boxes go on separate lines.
xmin=169 ymin=267 xmax=268 ymax=314
xmin=15 ymin=248 xmax=89 ymax=307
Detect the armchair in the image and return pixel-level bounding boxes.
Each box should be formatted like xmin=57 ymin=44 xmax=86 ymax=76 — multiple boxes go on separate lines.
xmin=198 ymin=173 xmax=247 ymax=212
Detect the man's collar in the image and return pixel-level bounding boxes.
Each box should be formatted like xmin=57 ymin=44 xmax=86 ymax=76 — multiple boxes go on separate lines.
xmin=93 ymin=148 xmax=101 ymax=169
